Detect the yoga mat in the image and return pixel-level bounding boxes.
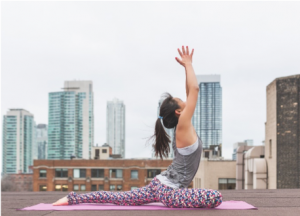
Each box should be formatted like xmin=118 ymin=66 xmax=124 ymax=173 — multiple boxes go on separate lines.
xmin=18 ymin=201 xmax=257 ymax=211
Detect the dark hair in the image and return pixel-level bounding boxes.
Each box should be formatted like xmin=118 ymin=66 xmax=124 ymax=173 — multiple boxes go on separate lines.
xmin=150 ymin=92 xmax=180 ymax=160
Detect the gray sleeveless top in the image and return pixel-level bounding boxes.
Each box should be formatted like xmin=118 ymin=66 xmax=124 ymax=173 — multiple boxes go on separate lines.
xmin=159 ymin=128 xmax=203 ymax=188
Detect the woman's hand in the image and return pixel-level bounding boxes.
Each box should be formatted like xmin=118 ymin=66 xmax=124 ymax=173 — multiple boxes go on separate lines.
xmin=52 ymin=196 xmax=68 ymax=206
xmin=175 ymin=46 xmax=194 ymax=67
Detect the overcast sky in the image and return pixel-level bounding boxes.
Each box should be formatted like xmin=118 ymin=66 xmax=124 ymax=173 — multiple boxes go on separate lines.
xmin=1 ymin=1 xmax=300 ymax=161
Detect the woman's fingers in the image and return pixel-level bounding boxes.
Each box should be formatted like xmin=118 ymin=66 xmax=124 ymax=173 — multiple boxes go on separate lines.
xmin=179 ymin=46 xmax=193 ymax=56
xmin=186 ymin=46 xmax=189 ymax=55
xmin=177 ymin=48 xmax=183 ymax=57
xmin=175 ymin=57 xmax=183 ymax=66
xmin=177 ymin=46 xmax=194 ymax=64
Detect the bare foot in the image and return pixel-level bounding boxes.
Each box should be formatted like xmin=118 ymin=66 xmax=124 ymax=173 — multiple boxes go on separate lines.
xmin=52 ymin=196 xmax=68 ymax=206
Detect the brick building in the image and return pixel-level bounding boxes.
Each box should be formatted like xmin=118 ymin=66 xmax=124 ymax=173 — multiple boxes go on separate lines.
xmin=33 ymin=159 xmax=194 ymax=192
xmin=1 ymin=173 xmax=33 ymax=191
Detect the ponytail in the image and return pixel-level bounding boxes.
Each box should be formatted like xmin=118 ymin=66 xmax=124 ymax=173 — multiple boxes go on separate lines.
xmin=148 ymin=92 xmax=180 ymax=160
xmin=153 ymin=118 xmax=171 ymax=160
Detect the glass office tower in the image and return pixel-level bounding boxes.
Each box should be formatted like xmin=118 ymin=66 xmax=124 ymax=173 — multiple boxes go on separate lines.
xmin=2 ymin=109 xmax=36 ymax=174
xmin=192 ymin=75 xmax=222 ymax=149
xmin=106 ymin=98 xmax=126 ymax=158
xmin=48 ymin=81 xmax=94 ymax=160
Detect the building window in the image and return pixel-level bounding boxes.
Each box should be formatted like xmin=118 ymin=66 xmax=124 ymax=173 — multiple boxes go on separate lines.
xmin=117 ymin=185 xmax=122 ymax=191
xmin=131 ymin=186 xmax=138 ymax=190
xmin=95 ymin=149 xmax=99 ymax=158
xmin=62 ymin=185 xmax=68 ymax=191
xmin=147 ymin=169 xmax=161 ymax=178
xmin=102 ymin=149 xmax=107 ymax=153
xmin=73 ymin=185 xmax=79 ymax=191
xmin=218 ymin=178 xmax=236 ymax=190
xmin=109 ymin=185 xmax=115 ymax=191
xmin=39 ymin=169 xmax=47 ymax=178
xmin=131 ymin=170 xmax=138 ymax=179
xmin=269 ymin=139 xmax=272 ymax=158
xmin=73 ymin=169 xmax=86 ymax=178
xmin=99 ymin=185 xmax=104 ymax=190
xmin=91 ymin=185 xmax=97 ymax=191
xmin=91 ymin=169 xmax=104 ymax=178
xmin=55 ymin=185 xmax=61 ymax=191
xmin=55 ymin=184 xmax=68 ymax=191
xmin=39 ymin=185 xmax=47 ymax=191
xmin=55 ymin=169 xmax=68 ymax=177
xmin=81 ymin=185 xmax=86 ymax=191
xmin=204 ymin=151 xmax=209 ymax=158
xmin=110 ymin=169 xmax=123 ymax=178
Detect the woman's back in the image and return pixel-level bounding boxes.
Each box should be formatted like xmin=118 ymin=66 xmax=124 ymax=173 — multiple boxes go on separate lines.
xmin=156 ymin=128 xmax=203 ymax=189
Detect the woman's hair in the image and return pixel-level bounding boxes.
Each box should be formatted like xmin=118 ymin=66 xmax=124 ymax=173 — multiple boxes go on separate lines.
xmin=150 ymin=92 xmax=180 ymax=160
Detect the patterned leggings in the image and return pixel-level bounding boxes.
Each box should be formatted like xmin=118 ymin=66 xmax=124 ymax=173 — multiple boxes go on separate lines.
xmin=67 ymin=177 xmax=223 ymax=208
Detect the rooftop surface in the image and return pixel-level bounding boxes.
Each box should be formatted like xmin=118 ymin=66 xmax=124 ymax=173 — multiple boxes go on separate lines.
xmin=2 ymin=189 xmax=300 ymax=216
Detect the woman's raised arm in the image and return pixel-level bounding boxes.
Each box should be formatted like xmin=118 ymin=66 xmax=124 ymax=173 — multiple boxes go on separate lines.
xmin=175 ymin=46 xmax=199 ymax=127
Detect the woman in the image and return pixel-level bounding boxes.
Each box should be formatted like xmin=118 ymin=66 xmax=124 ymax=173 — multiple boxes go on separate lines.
xmin=53 ymin=46 xmax=223 ymax=208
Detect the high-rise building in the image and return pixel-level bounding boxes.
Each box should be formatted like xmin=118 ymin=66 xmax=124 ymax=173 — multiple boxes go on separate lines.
xmin=192 ymin=75 xmax=222 ymax=149
xmin=36 ymin=124 xmax=48 ymax=159
xmin=152 ymin=98 xmax=174 ymax=159
xmin=2 ymin=109 xmax=36 ymax=174
xmin=265 ymin=74 xmax=300 ymax=189
xmin=106 ymin=98 xmax=125 ymax=158
xmin=48 ymin=80 xmax=94 ymax=159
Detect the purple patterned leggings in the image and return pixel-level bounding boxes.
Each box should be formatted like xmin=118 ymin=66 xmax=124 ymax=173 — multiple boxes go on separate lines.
xmin=67 ymin=177 xmax=223 ymax=208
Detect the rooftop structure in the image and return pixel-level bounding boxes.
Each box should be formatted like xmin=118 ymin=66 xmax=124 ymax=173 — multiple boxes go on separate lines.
xmin=265 ymin=74 xmax=300 ymax=189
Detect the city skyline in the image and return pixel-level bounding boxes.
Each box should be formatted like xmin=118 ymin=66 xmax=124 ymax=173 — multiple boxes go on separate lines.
xmin=1 ymin=1 xmax=297 ymax=162
xmin=0 ymin=72 xmax=284 ymax=170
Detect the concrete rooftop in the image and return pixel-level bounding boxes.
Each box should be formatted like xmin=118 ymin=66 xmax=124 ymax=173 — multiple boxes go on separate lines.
xmin=2 ymin=189 xmax=300 ymax=216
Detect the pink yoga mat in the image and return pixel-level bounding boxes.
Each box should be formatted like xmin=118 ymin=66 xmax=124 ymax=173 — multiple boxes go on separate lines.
xmin=18 ymin=201 xmax=257 ymax=211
